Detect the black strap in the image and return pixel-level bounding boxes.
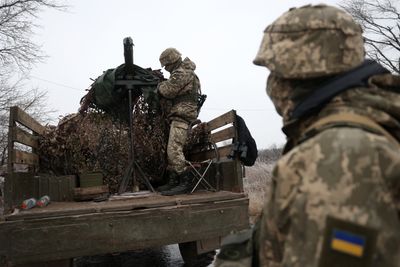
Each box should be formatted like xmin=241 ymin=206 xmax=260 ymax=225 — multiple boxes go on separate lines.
xmin=291 ymin=60 xmax=390 ymax=119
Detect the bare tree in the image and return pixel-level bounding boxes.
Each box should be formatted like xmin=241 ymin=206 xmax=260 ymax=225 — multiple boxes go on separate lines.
xmin=0 ymin=0 xmax=66 ymax=166
xmin=340 ymin=0 xmax=400 ymax=74
xmin=257 ymin=144 xmax=283 ymax=164
xmin=0 ymin=71 xmax=53 ymax=165
xmin=0 ymin=0 xmax=66 ymax=73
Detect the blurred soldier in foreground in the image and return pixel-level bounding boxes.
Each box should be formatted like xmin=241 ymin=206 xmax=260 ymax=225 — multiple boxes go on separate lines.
xmin=215 ymin=4 xmax=400 ymax=267
xmin=156 ymin=48 xmax=202 ymax=195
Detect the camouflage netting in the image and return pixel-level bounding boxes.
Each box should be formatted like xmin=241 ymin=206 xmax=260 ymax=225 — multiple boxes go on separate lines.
xmin=38 ymin=96 xmax=170 ymax=193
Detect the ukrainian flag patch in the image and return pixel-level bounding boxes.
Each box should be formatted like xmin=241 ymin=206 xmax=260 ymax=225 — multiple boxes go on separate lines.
xmin=331 ymin=229 xmax=366 ymax=257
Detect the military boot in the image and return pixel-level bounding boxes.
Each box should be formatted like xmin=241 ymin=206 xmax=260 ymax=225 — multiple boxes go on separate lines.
xmin=156 ymin=171 xmax=179 ymax=192
xmin=160 ymin=170 xmax=193 ymax=196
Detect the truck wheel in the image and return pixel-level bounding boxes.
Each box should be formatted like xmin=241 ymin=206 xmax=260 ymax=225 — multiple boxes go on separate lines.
xmin=178 ymin=241 xmax=215 ymax=267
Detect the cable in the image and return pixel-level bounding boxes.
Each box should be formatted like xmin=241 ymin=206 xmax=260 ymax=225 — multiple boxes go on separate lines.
xmin=30 ymin=75 xmax=85 ymax=91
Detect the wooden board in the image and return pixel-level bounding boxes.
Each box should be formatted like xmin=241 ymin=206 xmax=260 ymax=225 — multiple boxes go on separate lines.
xmin=10 ymin=106 xmax=45 ymax=135
xmin=211 ymin=126 xmax=235 ymax=144
xmin=206 ymin=110 xmax=236 ymax=132
xmin=73 ymin=185 xmax=109 ymax=201
xmin=12 ymin=150 xmax=38 ymax=165
xmin=5 ymin=191 xmax=246 ymax=221
xmin=74 ymin=186 xmax=109 ymax=196
xmin=0 ymin=195 xmax=249 ymax=266
xmin=12 ymin=127 xmax=39 ymax=148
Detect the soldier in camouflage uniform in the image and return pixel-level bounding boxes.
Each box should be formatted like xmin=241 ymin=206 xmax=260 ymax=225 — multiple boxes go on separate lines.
xmin=156 ymin=48 xmax=201 ymax=196
xmin=215 ymin=4 xmax=400 ymax=267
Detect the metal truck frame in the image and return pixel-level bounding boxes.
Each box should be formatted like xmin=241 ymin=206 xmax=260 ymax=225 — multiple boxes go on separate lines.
xmin=0 ymin=106 xmax=249 ymax=267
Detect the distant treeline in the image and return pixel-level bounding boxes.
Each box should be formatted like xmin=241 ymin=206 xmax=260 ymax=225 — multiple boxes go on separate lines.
xmin=257 ymin=146 xmax=282 ymax=164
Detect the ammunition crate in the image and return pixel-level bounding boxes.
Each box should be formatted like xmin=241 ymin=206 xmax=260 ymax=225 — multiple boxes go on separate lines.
xmin=79 ymin=171 xmax=103 ymax=188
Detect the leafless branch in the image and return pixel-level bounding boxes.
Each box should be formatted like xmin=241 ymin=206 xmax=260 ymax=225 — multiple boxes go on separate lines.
xmin=340 ymin=0 xmax=400 ymax=74
xmin=0 ymin=0 xmax=67 ymax=72
xmin=0 ymin=0 xmax=65 ymax=165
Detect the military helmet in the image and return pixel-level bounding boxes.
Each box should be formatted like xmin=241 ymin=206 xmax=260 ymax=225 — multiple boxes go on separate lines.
xmin=159 ymin=48 xmax=182 ymax=67
xmin=253 ymin=4 xmax=365 ymax=79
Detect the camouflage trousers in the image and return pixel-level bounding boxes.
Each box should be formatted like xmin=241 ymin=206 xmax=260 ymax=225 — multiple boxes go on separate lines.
xmin=167 ymin=120 xmax=189 ymax=174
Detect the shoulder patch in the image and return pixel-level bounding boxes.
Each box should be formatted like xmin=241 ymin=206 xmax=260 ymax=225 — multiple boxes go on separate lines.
xmin=318 ymin=216 xmax=378 ymax=267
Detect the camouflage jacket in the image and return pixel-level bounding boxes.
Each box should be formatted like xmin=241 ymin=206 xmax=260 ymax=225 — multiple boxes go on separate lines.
xmin=158 ymin=57 xmax=200 ymax=123
xmin=257 ymin=124 xmax=400 ymax=267
xmin=215 ymin=74 xmax=400 ymax=267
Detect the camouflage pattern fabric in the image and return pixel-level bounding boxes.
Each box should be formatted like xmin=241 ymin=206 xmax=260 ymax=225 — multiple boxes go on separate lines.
xmin=216 ymin=3 xmax=400 ymax=266
xmin=167 ymin=120 xmax=189 ymax=174
xmin=215 ymin=75 xmax=400 ymax=267
xmin=267 ymin=73 xmax=400 ymax=140
xmin=253 ymin=4 xmax=364 ymax=79
xmin=158 ymin=57 xmax=200 ymax=124
xmin=159 ymin=48 xmax=182 ymax=67
xmin=258 ymin=126 xmax=400 ymax=266
xmin=158 ymin=55 xmax=200 ymax=174
xmin=257 ymin=73 xmax=400 ymax=267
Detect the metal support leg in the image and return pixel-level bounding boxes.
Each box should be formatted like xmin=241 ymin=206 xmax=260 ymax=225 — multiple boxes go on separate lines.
xmin=186 ymin=159 xmax=215 ymax=193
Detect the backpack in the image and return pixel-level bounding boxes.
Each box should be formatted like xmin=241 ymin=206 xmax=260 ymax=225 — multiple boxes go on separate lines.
xmin=231 ymin=115 xmax=258 ymax=166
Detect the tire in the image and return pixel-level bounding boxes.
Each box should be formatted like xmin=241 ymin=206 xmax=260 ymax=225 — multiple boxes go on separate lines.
xmin=178 ymin=241 xmax=216 ymax=267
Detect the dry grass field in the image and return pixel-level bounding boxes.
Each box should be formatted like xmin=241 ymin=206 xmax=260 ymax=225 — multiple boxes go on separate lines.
xmin=243 ymin=147 xmax=282 ymax=222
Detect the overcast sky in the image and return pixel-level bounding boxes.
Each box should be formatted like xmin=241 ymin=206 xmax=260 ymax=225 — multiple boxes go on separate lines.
xmin=30 ymin=0 xmax=340 ymax=149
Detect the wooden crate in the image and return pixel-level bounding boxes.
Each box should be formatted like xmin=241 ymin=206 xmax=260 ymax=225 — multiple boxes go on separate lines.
xmin=79 ymin=171 xmax=103 ymax=188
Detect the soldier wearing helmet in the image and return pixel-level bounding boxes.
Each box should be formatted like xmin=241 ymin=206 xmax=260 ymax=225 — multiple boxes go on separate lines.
xmin=156 ymin=47 xmax=202 ymax=196
xmin=215 ymin=4 xmax=400 ymax=267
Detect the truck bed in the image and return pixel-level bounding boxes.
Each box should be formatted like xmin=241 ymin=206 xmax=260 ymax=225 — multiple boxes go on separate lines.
xmin=4 ymin=190 xmax=245 ymax=221
xmin=0 ymin=191 xmax=249 ymax=266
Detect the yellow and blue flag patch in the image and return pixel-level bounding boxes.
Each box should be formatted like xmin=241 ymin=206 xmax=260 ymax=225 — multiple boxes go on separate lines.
xmin=330 ymin=229 xmax=366 ymax=257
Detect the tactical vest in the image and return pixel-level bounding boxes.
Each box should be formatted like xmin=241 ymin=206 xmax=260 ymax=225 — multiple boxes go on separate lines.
xmin=172 ymin=73 xmax=206 ymax=112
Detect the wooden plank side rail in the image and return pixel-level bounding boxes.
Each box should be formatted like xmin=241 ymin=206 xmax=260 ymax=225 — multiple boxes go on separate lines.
xmin=211 ymin=126 xmax=235 ymax=144
xmin=6 ymin=106 xmax=46 ymax=212
xmin=10 ymin=106 xmax=45 ymax=135
xmin=0 ymin=197 xmax=249 ymax=266
xmin=189 ymin=110 xmax=237 ymax=161
xmin=206 ymin=110 xmax=236 ymax=132
xmin=11 ymin=126 xmax=39 ymax=148
xmin=187 ymin=110 xmax=244 ymax=192
xmin=7 ymin=106 xmax=44 ymax=171
xmin=12 ymin=150 xmax=39 ymax=166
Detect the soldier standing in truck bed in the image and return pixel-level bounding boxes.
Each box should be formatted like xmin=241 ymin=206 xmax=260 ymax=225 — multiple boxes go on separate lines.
xmin=215 ymin=4 xmax=400 ymax=267
xmin=156 ymin=48 xmax=201 ymax=196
